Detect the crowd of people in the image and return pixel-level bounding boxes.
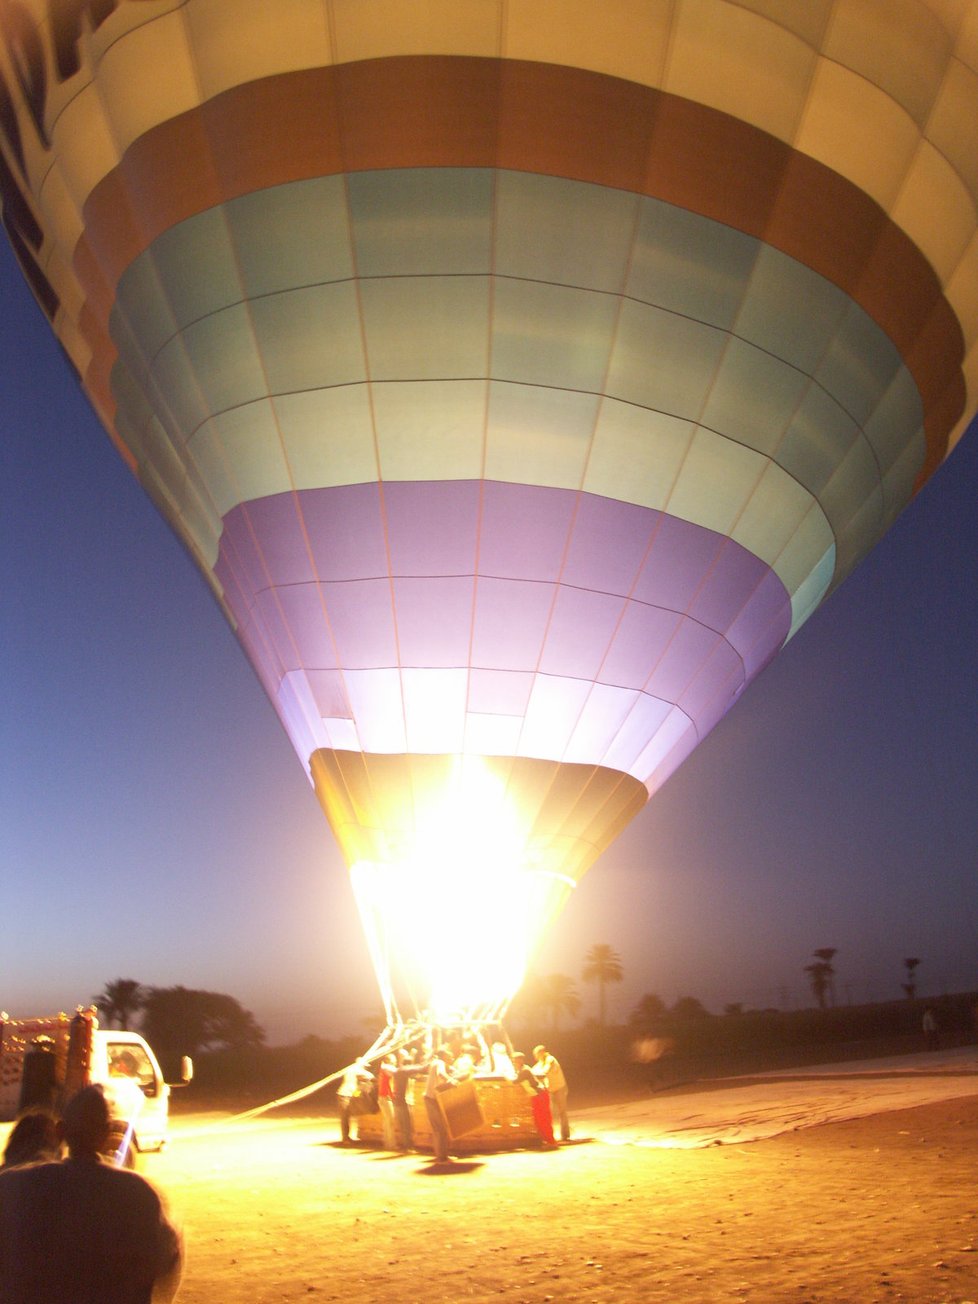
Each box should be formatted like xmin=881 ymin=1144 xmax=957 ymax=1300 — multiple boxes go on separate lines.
xmin=0 ymin=1031 xmax=569 ymax=1296
xmin=337 ymin=1034 xmax=571 ymax=1160
xmin=0 ymin=1085 xmax=182 ymax=1303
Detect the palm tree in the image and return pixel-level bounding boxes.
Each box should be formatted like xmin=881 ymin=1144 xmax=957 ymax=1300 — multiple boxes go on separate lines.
xmin=804 ymin=960 xmax=833 ymax=1010
xmin=902 ymin=957 xmax=921 ymax=999
xmin=540 ymin=973 xmax=581 ymax=1031
xmin=812 ymin=948 xmax=838 ymax=1006
xmin=93 ymin=978 xmax=145 ymax=1030
xmin=581 ymin=943 xmax=623 ymax=1026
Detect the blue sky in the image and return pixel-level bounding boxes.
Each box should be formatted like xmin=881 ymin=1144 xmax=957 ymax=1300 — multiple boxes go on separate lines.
xmin=3 ymin=235 xmax=976 ymax=1043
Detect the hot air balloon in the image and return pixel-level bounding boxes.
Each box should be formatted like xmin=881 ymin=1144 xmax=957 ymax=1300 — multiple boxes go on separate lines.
xmin=2 ymin=1 xmax=976 ymax=1041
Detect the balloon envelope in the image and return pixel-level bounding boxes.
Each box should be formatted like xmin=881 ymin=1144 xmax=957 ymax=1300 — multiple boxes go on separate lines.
xmin=3 ymin=1 xmax=976 ymax=1014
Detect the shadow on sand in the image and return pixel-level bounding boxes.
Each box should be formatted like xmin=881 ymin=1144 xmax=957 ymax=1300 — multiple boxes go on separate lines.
xmin=418 ymin=1159 xmax=485 ymax=1175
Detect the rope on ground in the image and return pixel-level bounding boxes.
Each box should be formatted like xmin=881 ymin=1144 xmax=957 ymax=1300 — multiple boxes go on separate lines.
xmin=175 ymin=1023 xmax=424 ymax=1140
xmin=175 ymin=1067 xmax=347 ymax=1139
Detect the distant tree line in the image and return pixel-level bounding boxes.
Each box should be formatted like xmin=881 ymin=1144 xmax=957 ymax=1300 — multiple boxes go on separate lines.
xmin=515 ymin=942 xmax=936 ymax=1033
xmin=802 ymin=949 xmax=930 ymax=1010
xmin=512 ymin=942 xmax=625 ymax=1030
xmin=93 ymin=978 xmax=265 ymax=1072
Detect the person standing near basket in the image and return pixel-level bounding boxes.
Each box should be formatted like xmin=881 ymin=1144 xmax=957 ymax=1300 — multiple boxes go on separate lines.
xmin=512 ymin=1052 xmax=556 ymax=1148
xmin=532 ymin=1044 xmax=570 ymax=1142
xmin=422 ymin=1047 xmax=456 ymax=1163
xmin=391 ymin=1049 xmax=417 ymax=1152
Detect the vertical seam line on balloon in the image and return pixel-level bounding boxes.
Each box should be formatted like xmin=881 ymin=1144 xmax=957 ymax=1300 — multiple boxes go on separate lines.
xmin=331 ymin=62 xmax=409 ymax=859
xmin=464 ymin=48 xmax=504 ymax=765
xmin=503 ymin=187 xmax=657 ymax=854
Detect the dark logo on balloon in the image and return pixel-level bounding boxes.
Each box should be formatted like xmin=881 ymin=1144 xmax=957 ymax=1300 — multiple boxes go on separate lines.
xmin=0 ymin=0 xmax=151 ymax=320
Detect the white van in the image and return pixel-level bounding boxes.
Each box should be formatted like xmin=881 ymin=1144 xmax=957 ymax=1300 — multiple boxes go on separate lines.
xmin=91 ymin=1028 xmax=178 ymax=1153
xmin=0 ymin=1010 xmax=191 ymax=1157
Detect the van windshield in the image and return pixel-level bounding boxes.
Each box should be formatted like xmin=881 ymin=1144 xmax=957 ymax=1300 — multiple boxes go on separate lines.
xmin=107 ymin=1043 xmax=156 ymax=1094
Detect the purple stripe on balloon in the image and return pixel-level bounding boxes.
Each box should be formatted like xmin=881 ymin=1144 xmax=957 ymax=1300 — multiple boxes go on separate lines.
xmin=385 ymin=480 xmax=482 ymax=576
xmin=478 ymin=481 xmax=577 ymax=581
xmin=215 ymin=480 xmax=791 ymax=787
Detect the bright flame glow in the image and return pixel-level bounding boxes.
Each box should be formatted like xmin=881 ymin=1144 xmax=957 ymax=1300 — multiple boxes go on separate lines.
xmin=349 ymin=758 xmax=574 ymax=1022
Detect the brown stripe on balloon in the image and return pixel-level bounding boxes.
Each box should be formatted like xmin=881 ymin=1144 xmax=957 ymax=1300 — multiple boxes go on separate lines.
xmin=767 ymin=156 xmax=964 ymax=482
xmin=334 ymin=56 xmax=502 ymax=173
xmin=639 ymin=92 xmax=788 ymax=235
xmin=75 ymin=55 xmax=964 ymax=476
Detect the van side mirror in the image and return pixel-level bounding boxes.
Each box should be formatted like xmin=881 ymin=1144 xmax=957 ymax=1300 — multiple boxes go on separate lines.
xmin=168 ymin=1055 xmax=193 ymax=1087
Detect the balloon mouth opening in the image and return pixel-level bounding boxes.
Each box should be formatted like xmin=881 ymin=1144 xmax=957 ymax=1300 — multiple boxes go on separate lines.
xmin=351 ymin=857 xmax=576 ymax=1024
xmin=348 ymin=758 xmax=576 ymax=1024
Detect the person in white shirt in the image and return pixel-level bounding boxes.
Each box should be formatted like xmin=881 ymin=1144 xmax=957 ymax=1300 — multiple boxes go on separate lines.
xmin=532 ymin=1044 xmax=570 ymax=1141
xmin=422 ymin=1048 xmax=456 ymax=1162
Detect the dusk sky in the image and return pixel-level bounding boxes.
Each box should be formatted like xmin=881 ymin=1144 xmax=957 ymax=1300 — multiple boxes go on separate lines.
xmin=3 ymin=231 xmax=976 ymax=1045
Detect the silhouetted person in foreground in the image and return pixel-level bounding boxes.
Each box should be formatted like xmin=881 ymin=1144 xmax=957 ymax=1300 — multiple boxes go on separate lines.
xmin=0 ymin=1085 xmax=182 ymax=1303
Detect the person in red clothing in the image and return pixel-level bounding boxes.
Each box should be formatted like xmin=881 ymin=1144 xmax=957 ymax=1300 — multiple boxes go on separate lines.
xmin=376 ymin=1055 xmax=397 ymax=1150
xmin=391 ymin=1049 xmax=417 ymax=1152
xmin=533 ymin=1044 xmax=570 ymax=1141
xmin=512 ymin=1052 xmax=556 ymax=1148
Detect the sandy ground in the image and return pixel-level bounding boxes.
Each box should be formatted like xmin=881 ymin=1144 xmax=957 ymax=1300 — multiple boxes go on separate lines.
xmin=141 ymin=1048 xmax=978 ymax=1303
